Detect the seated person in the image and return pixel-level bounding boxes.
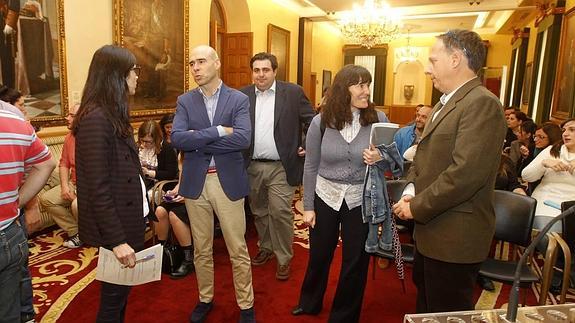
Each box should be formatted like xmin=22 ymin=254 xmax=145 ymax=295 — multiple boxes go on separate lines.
xmin=0 ymin=86 xmax=26 ymax=118
xmin=393 ymin=104 xmax=432 ymax=157
xmin=534 ymin=122 xmax=563 ymax=157
xmin=508 ymin=120 xmax=536 ymax=174
xmin=138 ymin=119 xmax=178 ymax=190
xmin=156 ymin=182 xmax=194 ymax=279
xmin=39 ymin=104 xmax=81 ymax=248
xmin=521 ymin=118 xmax=575 ymax=233
xmin=504 ymin=110 xmax=529 ymax=151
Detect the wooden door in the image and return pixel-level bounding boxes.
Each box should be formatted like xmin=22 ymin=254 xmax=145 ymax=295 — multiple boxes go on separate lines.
xmin=222 ymin=32 xmax=253 ymax=89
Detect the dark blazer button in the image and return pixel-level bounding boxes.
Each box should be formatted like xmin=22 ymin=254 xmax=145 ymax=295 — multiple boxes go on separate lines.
xmin=126 ymin=201 xmax=133 ymax=206
xmin=128 ymin=177 xmax=132 ymax=183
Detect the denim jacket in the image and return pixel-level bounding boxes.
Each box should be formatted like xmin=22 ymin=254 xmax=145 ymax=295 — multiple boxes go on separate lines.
xmin=362 ymin=142 xmax=403 ymax=252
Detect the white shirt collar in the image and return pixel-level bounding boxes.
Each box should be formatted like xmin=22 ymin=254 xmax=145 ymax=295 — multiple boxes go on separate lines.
xmin=255 ymin=80 xmax=276 ymax=95
xmin=439 ymin=77 xmax=477 ymax=106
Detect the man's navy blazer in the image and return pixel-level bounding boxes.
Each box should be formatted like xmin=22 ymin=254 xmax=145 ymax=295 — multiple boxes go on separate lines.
xmin=171 ymin=83 xmax=251 ymax=201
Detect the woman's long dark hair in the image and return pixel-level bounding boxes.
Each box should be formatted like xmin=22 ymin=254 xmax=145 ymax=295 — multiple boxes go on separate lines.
xmin=550 ymin=118 xmax=575 ymax=158
xmin=320 ymin=64 xmax=379 ymax=130
xmin=72 ymin=45 xmax=136 ymax=137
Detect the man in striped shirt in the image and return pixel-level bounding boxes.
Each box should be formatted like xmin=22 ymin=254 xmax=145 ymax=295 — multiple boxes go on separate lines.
xmin=0 ymin=109 xmax=55 ymax=322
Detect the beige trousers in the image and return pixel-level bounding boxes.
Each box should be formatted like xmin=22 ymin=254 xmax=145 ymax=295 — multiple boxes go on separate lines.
xmin=248 ymin=161 xmax=295 ymax=265
xmin=184 ymin=173 xmax=254 ymax=309
xmin=39 ymin=183 xmax=78 ymax=236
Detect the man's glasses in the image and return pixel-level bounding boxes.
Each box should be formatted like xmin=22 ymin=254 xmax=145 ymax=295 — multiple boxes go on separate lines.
xmin=130 ymin=65 xmax=141 ymax=77
xmin=444 ymin=30 xmax=469 ymax=58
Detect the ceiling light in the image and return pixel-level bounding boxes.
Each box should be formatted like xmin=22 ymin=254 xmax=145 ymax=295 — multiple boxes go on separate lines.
xmin=339 ymin=0 xmax=402 ymax=48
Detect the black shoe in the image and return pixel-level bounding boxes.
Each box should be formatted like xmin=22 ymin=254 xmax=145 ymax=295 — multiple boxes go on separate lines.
xmin=291 ymin=306 xmax=318 ymax=316
xmin=478 ymin=276 xmax=495 ymax=292
xmin=239 ymin=307 xmax=256 ymax=323
xmin=189 ymin=301 xmax=213 ymax=323
xmin=170 ymin=260 xmax=194 ymax=279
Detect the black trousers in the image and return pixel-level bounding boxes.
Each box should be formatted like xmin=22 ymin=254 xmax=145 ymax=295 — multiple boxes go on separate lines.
xmin=96 ymin=282 xmax=131 ymax=323
xmin=297 ymin=195 xmax=370 ymax=323
xmin=413 ymin=247 xmax=481 ymax=313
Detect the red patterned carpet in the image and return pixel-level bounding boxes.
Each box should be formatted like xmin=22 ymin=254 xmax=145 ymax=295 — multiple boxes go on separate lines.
xmin=30 ymin=199 xmax=542 ymax=322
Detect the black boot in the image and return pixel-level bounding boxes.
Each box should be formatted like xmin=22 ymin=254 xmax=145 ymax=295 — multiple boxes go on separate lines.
xmin=170 ymin=245 xmax=194 ymax=279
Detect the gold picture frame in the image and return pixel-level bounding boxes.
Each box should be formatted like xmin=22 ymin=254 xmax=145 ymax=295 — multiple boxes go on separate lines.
xmin=23 ymin=0 xmax=69 ymax=128
xmin=551 ymin=7 xmax=575 ymax=121
xmin=267 ymin=24 xmax=290 ymax=81
xmin=113 ymin=0 xmax=189 ymax=120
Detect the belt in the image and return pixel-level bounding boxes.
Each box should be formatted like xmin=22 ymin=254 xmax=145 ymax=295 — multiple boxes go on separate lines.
xmin=207 ymin=167 xmax=217 ymax=174
xmin=252 ymin=159 xmax=280 ymax=162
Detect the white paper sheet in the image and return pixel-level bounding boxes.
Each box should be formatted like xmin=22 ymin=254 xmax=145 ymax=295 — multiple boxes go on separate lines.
xmin=96 ymin=244 xmax=163 ymax=286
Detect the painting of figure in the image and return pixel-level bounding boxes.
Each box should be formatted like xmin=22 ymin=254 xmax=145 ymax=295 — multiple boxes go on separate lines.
xmin=114 ymin=0 xmax=189 ymax=115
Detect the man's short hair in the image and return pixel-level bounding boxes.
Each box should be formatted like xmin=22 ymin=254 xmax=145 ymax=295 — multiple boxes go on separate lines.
xmin=250 ymin=52 xmax=278 ymax=71
xmin=437 ymin=29 xmax=486 ymax=74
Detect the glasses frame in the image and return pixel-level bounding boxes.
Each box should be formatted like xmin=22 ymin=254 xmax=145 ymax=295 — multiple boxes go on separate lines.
xmin=130 ymin=65 xmax=142 ymax=77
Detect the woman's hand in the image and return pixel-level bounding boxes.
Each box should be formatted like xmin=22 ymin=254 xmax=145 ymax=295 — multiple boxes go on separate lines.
xmin=113 ymin=243 xmax=136 ymax=268
xmin=303 ymin=210 xmax=316 ymax=228
xmin=363 ymin=144 xmax=382 ymax=165
xmin=519 ymin=145 xmax=529 ymax=158
xmin=542 ymin=159 xmax=575 ymax=174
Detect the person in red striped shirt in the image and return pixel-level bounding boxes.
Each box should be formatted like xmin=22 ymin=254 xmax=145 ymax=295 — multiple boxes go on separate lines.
xmin=0 ymin=109 xmax=55 ymax=322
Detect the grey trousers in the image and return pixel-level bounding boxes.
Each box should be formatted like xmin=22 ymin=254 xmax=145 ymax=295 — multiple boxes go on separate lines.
xmin=248 ymin=161 xmax=296 ymax=265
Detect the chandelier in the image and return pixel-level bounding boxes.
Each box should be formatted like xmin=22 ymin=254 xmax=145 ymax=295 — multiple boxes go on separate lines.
xmin=395 ymin=27 xmax=420 ymax=62
xmin=339 ymin=0 xmax=402 ymax=48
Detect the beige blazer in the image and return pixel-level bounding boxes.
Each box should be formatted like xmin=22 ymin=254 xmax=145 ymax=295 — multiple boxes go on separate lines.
xmin=407 ymin=77 xmax=507 ymax=264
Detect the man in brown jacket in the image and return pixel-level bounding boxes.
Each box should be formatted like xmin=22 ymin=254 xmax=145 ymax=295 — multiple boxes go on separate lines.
xmin=393 ymin=29 xmax=506 ymax=313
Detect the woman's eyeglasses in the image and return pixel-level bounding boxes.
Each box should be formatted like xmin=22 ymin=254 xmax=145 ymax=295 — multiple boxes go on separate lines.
xmin=533 ymin=134 xmax=547 ymax=140
xmin=130 ymin=65 xmax=141 ymax=77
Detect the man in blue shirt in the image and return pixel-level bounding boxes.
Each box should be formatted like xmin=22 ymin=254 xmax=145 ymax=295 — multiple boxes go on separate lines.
xmin=393 ymin=104 xmax=432 ymax=157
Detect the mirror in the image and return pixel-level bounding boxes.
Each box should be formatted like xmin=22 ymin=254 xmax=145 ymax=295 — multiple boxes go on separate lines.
xmin=17 ymin=0 xmax=69 ymax=127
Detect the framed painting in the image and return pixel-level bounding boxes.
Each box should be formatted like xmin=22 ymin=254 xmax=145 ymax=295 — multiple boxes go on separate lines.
xmin=322 ymin=70 xmax=332 ymax=93
xmin=267 ymin=24 xmax=290 ymax=81
xmin=114 ymin=0 xmax=189 ymax=119
xmin=552 ymin=7 xmax=575 ymax=120
xmin=14 ymin=0 xmax=69 ymax=128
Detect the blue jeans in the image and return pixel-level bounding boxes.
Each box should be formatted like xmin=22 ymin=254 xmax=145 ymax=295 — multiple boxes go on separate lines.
xmin=0 ymin=220 xmax=29 ymax=323
xmin=19 ymin=211 xmax=35 ymax=317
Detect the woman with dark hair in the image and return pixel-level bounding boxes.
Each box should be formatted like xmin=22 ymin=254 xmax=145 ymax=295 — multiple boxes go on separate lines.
xmin=522 ymin=118 xmax=575 ymax=232
xmin=508 ymin=119 xmax=536 ymax=173
xmin=534 ymin=122 xmax=563 ymax=156
xmin=72 ymin=44 xmax=145 ymax=322
xmin=292 ymin=64 xmax=389 ymax=323
xmin=0 ymin=85 xmax=26 ymax=117
xmin=504 ymin=110 xmax=529 ymax=150
xmin=159 ymin=113 xmax=174 ymax=143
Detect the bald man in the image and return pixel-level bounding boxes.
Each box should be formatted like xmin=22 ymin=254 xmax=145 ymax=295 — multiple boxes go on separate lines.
xmin=171 ymin=45 xmax=255 ymax=323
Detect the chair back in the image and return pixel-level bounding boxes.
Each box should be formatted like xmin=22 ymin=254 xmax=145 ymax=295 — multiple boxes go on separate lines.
xmin=561 ymin=200 xmax=575 ymax=252
xmin=492 ymin=190 xmax=537 ymax=247
xmin=387 ymin=179 xmax=407 ymax=204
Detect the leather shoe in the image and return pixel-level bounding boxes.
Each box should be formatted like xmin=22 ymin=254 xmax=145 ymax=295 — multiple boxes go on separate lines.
xmin=251 ymin=250 xmax=274 ymax=266
xmin=291 ymin=306 xmax=318 ymax=316
xmin=276 ymin=263 xmax=290 ymax=281
xmin=189 ymin=301 xmax=213 ymax=323
xmin=239 ymin=307 xmax=256 ymax=323
xmin=170 ymin=260 xmax=194 ymax=279
xmin=478 ymin=276 xmax=495 ymax=292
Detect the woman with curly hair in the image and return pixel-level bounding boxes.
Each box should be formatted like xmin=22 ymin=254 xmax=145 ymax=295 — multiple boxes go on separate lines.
xmin=292 ymin=64 xmax=389 ymax=323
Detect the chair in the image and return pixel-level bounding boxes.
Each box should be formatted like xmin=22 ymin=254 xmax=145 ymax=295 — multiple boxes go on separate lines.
xmin=543 ymin=200 xmax=575 ymax=304
xmin=147 ymin=179 xmax=179 ymax=244
xmin=370 ymin=179 xmax=414 ymax=279
xmin=478 ymin=190 xmax=538 ymax=304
